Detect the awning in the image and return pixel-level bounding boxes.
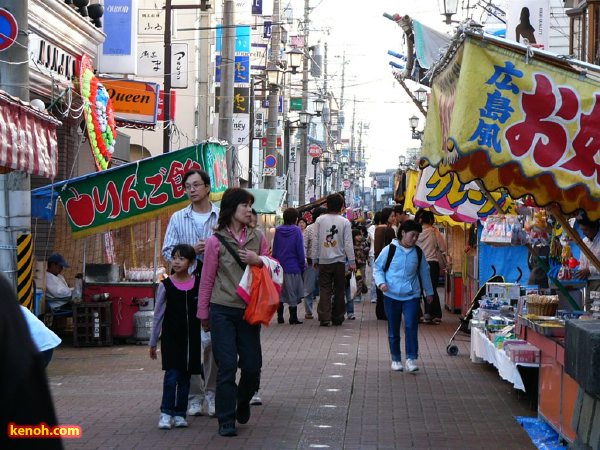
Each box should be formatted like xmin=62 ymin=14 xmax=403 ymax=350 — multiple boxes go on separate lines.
xmin=0 ymin=90 xmax=62 ymax=178
xmin=246 ymin=189 xmax=286 ymax=214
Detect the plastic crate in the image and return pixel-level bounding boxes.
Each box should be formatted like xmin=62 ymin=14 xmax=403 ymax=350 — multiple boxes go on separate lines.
xmin=73 ymin=302 xmax=113 ymax=347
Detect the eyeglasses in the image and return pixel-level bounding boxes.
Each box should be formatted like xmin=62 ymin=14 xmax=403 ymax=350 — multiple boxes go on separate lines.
xmin=184 ymin=183 xmax=207 ymax=191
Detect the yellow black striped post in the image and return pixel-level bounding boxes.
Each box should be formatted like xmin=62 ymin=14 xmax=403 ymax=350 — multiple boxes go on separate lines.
xmin=17 ymin=233 xmax=34 ymax=310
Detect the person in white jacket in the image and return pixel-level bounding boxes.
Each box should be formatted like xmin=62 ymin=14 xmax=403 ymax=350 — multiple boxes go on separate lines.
xmin=374 ymin=220 xmax=434 ymax=373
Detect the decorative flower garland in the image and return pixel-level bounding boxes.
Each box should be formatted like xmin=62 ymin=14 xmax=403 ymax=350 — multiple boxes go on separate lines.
xmin=80 ymin=55 xmax=117 ymax=170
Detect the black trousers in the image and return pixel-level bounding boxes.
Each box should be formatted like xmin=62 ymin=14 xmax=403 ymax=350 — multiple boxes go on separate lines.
xmin=423 ymin=261 xmax=442 ymax=319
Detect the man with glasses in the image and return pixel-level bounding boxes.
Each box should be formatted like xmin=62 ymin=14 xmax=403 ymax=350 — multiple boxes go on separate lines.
xmin=162 ymin=169 xmax=219 ymax=418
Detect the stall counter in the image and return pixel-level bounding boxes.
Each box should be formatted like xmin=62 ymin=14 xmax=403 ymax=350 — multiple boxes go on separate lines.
xmin=520 ymin=322 xmax=577 ymax=443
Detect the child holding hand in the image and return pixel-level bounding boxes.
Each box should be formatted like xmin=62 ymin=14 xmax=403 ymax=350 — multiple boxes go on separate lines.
xmin=150 ymin=244 xmax=202 ymax=430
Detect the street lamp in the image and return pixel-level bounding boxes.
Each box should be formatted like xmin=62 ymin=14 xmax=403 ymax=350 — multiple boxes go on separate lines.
xmin=298 ymin=111 xmax=313 ymax=127
xmin=440 ymin=0 xmax=459 ymax=24
xmin=287 ymin=47 xmax=303 ymax=74
xmin=409 ymin=115 xmax=424 ymax=140
xmin=313 ymin=97 xmax=326 ymax=117
xmin=414 ymin=87 xmax=427 ymax=105
xmin=266 ymin=62 xmax=284 ymax=89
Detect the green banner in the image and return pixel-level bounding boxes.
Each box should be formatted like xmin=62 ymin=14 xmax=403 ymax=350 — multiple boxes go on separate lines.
xmin=59 ymin=143 xmax=228 ymax=238
xmin=290 ymin=97 xmax=303 ymax=111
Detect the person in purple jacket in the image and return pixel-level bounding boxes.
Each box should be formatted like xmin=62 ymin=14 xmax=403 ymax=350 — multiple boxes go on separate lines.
xmin=272 ymin=208 xmax=306 ymax=324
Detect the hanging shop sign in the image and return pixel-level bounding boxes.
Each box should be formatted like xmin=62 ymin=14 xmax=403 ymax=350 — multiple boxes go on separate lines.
xmin=80 ymin=55 xmax=118 ymax=171
xmin=137 ymin=42 xmax=189 ymax=89
xmin=28 ymin=33 xmax=78 ymax=84
xmin=506 ymin=0 xmax=550 ymax=49
xmin=0 ymin=8 xmax=18 ymax=51
xmin=0 ymin=90 xmax=61 ymax=178
xmin=157 ymin=89 xmax=176 ymax=121
xmin=232 ymin=114 xmax=250 ymax=145
xmin=422 ymin=35 xmax=600 ymax=220
xmin=100 ymin=78 xmax=160 ymax=125
xmin=99 ymin=0 xmax=138 ymax=74
xmin=58 ymin=143 xmax=228 ymax=238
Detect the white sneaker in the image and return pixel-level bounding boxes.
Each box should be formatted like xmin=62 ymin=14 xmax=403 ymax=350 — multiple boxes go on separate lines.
xmin=173 ymin=416 xmax=188 ymax=428
xmin=391 ymin=361 xmax=403 ymax=371
xmin=250 ymin=393 xmax=262 ymax=405
xmin=405 ymin=359 xmax=419 ymax=372
xmin=187 ymin=397 xmax=203 ymax=416
xmin=205 ymin=391 xmax=216 ymax=417
xmin=158 ymin=413 xmax=172 ymax=429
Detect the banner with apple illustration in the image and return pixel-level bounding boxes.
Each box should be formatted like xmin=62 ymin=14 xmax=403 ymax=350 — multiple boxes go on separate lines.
xmin=58 ymin=142 xmax=228 ymax=238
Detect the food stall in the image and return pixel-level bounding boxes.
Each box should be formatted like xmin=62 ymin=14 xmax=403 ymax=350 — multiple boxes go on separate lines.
xmin=421 ymin=28 xmax=600 ymax=445
xmin=31 ymin=142 xmax=229 ymax=342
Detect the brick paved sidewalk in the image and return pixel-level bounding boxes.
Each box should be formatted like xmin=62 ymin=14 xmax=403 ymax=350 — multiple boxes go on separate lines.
xmin=47 ymin=299 xmax=536 ymax=449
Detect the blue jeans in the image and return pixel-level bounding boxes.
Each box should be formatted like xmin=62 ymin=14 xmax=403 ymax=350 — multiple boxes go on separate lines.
xmin=383 ymin=296 xmax=420 ymax=362
xmin=160 ymin=368 xmax=191 ymax=417
xmin=210 ymin=303 xmax=262 ymax=425
xmin=303 ymin=265 xmax=319 ymax=315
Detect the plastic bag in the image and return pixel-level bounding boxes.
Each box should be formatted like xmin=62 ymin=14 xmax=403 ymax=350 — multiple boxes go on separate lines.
xmin=244 ymin=265 xmax=280 ymax=326
xmin=349 ymin=273 xmax=358 ymax=299
xmin=201 ymin=329 xmax=211 ymax=348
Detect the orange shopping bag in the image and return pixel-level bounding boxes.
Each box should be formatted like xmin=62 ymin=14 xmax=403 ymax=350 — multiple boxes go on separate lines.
xmin=243 ymin=265 xmax=280 ymax=326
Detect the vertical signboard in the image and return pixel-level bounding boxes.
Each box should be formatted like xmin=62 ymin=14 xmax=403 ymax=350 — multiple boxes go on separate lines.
xmin=99 ymin=0 xmax=138 ymax=74
xmin=506 ymin=0 xmax=550 ymax=49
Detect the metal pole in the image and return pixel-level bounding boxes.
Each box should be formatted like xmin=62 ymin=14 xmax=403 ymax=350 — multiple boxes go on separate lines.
xmin=219 ymin=0 xmax=236 ymax=185
xmin=298 ymin=0 xmax=310 ymax=204
xmin=163 ymin=0 xmax=172 ymax=153
xmin=248 ymin=80 xmax=255 ymax=187
xmin=0 ymin=0 xmax=30 ymax=290
xmin=264 ymin=0 xmax=281 ymax=190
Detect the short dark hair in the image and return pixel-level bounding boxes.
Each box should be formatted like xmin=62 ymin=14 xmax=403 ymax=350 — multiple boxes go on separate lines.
xmin=397 ymin=219 xmax=422 ymax=239
xmin=171 ymin=244 xmax=196 ymax=262
xmin=380 ymin=207 xmax=394 ymax=225
xmin=326 ymin=193 xmax=344 ymax=213
xmin=373 ymin=211 xmax=382 ymax=226
xmin=576 ymin=210 xmax=599 ymax=229
xmin=217 ymin=188 xmax=255 ymax=230
xmin=419 ymin=210 xmax=435 ymax=225
xmin=182 ymin=169 xmax=211 ymax=187
xmin=312 ymin=206 xmax=327 ymax=222
xmin=393 ymin=205 xmax=404 ymax=214
xmin=283 ymin=207 xmax=299 ymax=225
xmin=251 ymin=208 xmax=258 ymax=217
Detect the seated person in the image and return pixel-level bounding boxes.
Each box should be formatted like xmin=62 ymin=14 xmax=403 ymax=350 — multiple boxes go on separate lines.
xmin=45 ymin=253 xmax=74 ymax=311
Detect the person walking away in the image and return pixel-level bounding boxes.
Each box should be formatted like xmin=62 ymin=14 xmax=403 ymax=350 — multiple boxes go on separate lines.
xmin=311 ymin=193 xmax=356 ymax=326
xmin=272 ymin=208 xmax=306 ymax=324
xmin=303 ymin=207 xmax=327 ymax=319
xmin=416 ymin=210 xmax=448 ymax=324
xmin=149 ymin=244 xmax=202 ymax=429
xmin=162 ymin=169 xmax=219 ymax=417
xmin=197 ymin=188 xmax=270 ymax=437
xmin=367 ymin=212 xmax=381 ymax=303
xmin=373 ymin=220 xmax=434 ymax=373
xmin=373 ymin=207 xmax=397 ymax=319
xmin=345 ymin=229 xmax=367 ymax=320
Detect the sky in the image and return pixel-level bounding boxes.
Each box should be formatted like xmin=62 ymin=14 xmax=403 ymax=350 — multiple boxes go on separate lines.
xmin=289 ymin=0 xmax=460 ymax=173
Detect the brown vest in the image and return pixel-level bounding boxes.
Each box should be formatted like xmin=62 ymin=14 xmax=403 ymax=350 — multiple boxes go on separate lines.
xmin=210 ymin=228 xmax=262 ymax=310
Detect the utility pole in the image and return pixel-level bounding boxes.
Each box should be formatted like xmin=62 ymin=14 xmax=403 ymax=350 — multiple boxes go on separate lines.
xmin=0 ymin=0 xmax=30 ymax=290
xmin=219 ymin=0 xmax=236 ymax=185
xmin=164 ymin=1 xmax=211 ymax=154
xmin=298 ymin=0 xmax=310 ymax=204
xmin=264 ymin=0 xmax=281 ymax=190
xmin=322 ymin=40 xmax=329 ymax=196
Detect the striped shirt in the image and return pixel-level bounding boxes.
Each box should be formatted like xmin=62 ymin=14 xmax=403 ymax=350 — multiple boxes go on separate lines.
xmin=162 ymin=203 xmax=220 ymax=262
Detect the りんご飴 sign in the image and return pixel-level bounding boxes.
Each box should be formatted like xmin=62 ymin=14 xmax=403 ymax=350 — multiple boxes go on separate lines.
xmin=59 ymin=143 xmax=228 ymax=238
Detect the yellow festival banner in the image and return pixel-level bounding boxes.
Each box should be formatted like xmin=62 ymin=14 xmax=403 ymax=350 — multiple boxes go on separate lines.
xmin=422 ymin=36 xmax=600 ymax=220
xmin=404 ymin=167 xmax=515 ymax=225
